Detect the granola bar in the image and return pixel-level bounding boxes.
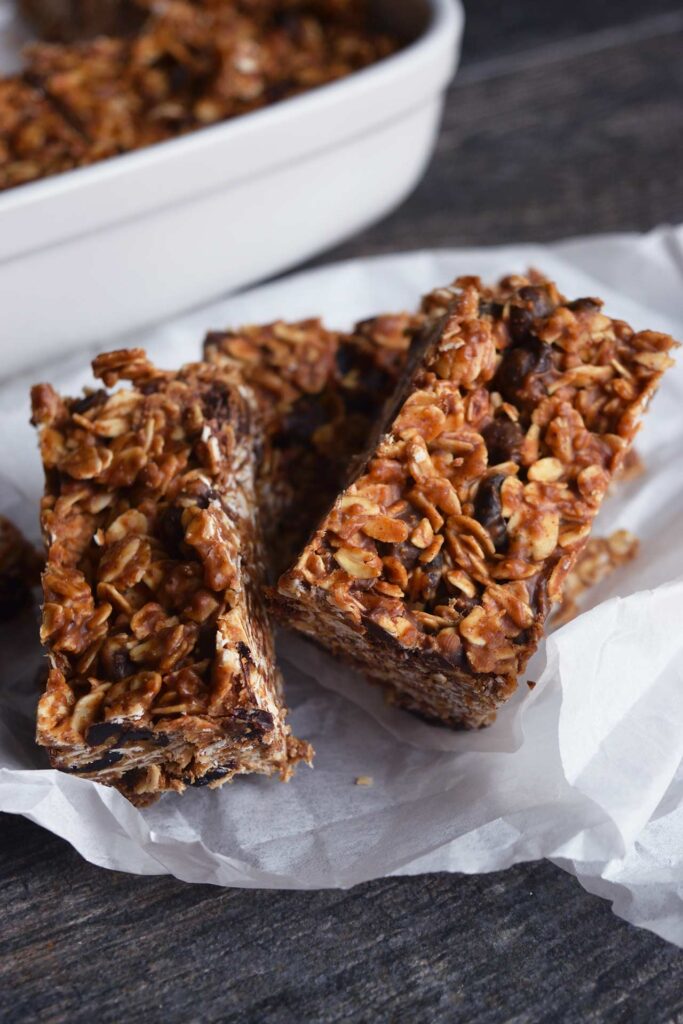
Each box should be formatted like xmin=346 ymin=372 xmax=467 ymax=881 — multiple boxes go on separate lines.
xmin=31 ymin=349 xmax=311 ymax=804
xmin=276 ymin=275 xmax=677 ymax=728
xmin=203 ymin=313 xmax=418 ymax=571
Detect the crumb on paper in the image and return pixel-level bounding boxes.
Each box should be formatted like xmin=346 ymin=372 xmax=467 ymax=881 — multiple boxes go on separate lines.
xmin=355 ymin=775 xmax=373 ymax=786
xmin=553 ymin=529 xmax=640 ymax=627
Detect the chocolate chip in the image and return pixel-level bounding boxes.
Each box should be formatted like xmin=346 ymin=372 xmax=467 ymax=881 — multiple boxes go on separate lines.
xmin=194 ymin=485 xmax=222 ymax=509
xmin=122 ymin=727 xmax=166 ymax=745
xmin=187 ymin=762 xmax=236 ymax=787
xmin=237 ymin=641 xmax=254 ymax=666
xmin=71 ymin=389 xmax=107 ymax=415
xmin=85 ymin=722 xmax=123 ymax=747
xmin=68 ymin=750 xmax=124 ymax=773
xmin=158 ymin=505 xmax=185 ymax=556
xmin=478 ymin=300 xmax=504 ymax=318
xmin=201 ymin=383 xmax=247 ymax=432
xmin=279 ymin=395 xmax=329 ymax=444
xmin=493 ymin=337 xmax=552 ymax=405
xmin=110 ymin=648 xmax=135 ymax=681
xmin=197 ymin=623 xmax=216 ymax=660
xmin=343 ymin=366 xmax=392 ymax=415
xmin=233 ymin=708 xmax=274 ymax=734
xmin=481 ymin=417 xmax=524 ymax=465
xmin=420 ymin=552 xmax=444 ymax=602
xmin=508 ymin=305 xmax=535 ymax=343
xmin=567 ymin=297 xmax=601 ymax=313
xmin=335 ymin=344 xmax=355 ymax=377
xmin=474 ymin=474 xmax=508 ymax=552
xmin=518 ymin=285 xmax=556 ymax=318
xmin=385 ymin=540 xmax=421 ymax=572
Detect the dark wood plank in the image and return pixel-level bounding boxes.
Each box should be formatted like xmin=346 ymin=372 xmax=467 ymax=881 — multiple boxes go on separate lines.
xmin=459 ymin=0 xmax=682 ymax=66
xmin=2 ymin=6 xmax=683 ymax=1023
xmin=323 ymin=23 xmax=683 ymax=257
xmin=1 ymin=813 xmax=682 ymax=1024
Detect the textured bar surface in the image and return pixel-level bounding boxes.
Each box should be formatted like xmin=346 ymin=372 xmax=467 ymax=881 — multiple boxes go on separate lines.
xmin=31 ymin=348 xmax=311 ymax=803
xmin=277 ymin=274 xmax=677 ymax=728
xmin=204 ymin=313 xmax=418 ymax=571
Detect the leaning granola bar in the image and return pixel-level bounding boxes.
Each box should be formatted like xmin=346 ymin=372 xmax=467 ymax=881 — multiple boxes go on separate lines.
xmin=276 ymin=275 xmax=677 ymax=728
xmin=31 ymin=349 xmax=311 ymax=803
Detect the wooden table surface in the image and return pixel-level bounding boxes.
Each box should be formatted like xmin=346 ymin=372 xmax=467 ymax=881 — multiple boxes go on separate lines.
xmin=2 ymin=2 xmax=683 ymax=1021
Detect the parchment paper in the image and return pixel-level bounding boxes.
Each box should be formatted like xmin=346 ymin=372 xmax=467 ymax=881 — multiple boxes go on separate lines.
xmin=1 ymin=227 xmax=682 ymax=946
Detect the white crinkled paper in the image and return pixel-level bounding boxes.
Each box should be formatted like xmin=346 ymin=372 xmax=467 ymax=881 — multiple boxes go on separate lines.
xmin=1 ymin=228 xmax=682 ymax=945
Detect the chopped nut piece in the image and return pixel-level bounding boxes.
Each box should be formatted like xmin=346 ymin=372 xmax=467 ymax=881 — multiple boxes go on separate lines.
xmin=355 ymin=775 xmax=373 ymax=786
xmin=32 ymin=350 xmax=312 ymax=803
xmin=276 ymin=274 xmax=677 ymax=729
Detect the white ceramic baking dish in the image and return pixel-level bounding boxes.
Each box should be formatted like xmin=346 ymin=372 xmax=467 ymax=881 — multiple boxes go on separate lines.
xmin=0 ymin=0 xmax=462 ymax=372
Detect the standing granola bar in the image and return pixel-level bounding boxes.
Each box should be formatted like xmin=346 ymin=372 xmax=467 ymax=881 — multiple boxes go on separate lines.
xmin=31 ymin=349 xmax=311 ymax=804
xmin=204 ymin=313 xmax=418 ymax=571
xmin=276 ymin=275 xmax=677 ymax=728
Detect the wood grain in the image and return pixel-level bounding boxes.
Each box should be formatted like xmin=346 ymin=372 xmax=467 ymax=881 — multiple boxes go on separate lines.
xmin=2 ymin=2 xmax=683 ymax=1020
xmin=1 ymin=814 xmax=682 ymax=1024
